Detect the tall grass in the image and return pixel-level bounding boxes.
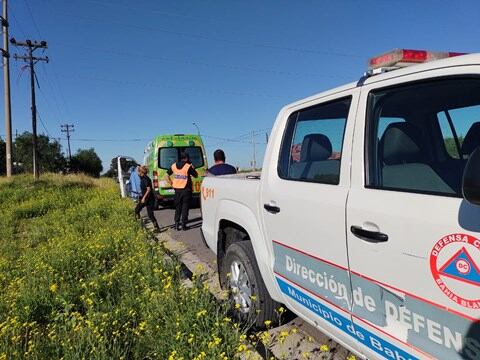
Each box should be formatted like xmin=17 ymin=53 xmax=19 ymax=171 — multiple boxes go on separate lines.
xmin=0 ymin=174 xmax=246 ymax=359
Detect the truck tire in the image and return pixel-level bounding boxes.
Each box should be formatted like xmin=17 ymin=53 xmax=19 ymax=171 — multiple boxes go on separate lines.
xmin=220 ymin=241 xmax=279 ymax=329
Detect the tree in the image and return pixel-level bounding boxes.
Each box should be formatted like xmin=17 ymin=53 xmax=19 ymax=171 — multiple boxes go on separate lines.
xmin=14 ymin=132 xmax=66 ymax=173
xmin=70 ymin=148 xmax=103 ymax=177
xmin=102 ymin=157 xmax=118 ymax=178
xmin=444 ymin=136 xmax=464 ymax=159
xmin=0 ymin=137 xmax=5 ymax=175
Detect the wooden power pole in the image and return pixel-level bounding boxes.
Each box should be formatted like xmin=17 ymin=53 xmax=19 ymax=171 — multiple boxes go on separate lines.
xmin=61 ymin=124 xmax=74 ymax=162
xmin=2 ymin=0 xmax=12 ymax=177
xmin=11 ymin=38 xmax=48 ymax=180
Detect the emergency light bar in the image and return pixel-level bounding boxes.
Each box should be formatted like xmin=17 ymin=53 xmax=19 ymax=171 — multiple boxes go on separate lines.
xmin=368 ymin=49 xmax=467 ymax=70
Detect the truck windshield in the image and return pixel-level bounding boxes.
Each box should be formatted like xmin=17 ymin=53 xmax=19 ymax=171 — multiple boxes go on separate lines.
xmin=158 ymin=147 xmax=204 ymax=169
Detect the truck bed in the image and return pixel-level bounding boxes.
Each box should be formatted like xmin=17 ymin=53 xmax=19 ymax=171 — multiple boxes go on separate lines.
xmin=201 ymin=173 xmax=262 ymax=255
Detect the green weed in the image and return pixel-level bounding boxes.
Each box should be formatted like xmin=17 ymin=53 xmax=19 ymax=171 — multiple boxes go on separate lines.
xmin=0 ymin=174 xmax=246 ymax=359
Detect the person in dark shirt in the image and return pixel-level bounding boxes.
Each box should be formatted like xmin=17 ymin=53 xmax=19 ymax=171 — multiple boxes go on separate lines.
xmin=134 ymin=166 xmax=160 ymax=232
xmin=207 ymin=149 xmax=237 ymax=176
xmin=166 ymin=151 xmax=198 ymax=231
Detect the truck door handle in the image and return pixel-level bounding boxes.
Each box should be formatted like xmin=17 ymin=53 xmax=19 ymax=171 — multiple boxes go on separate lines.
xmin=264 ymin=204 xmax=280 ymax=214
xmin=350 ymin=225 xmax=388 ymax=243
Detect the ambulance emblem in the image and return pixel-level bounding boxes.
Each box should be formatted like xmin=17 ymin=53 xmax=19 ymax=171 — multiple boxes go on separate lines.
xmin=430 ymin=233 xmax=480 ymax=309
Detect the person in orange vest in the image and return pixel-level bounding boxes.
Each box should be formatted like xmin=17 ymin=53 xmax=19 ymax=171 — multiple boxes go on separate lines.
xmin=167 ymin=151 xmax=198 ymax=231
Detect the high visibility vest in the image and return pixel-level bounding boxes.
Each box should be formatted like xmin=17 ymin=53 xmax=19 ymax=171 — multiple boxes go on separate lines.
xmin=171 ymin=163 xmax=192 ymax=189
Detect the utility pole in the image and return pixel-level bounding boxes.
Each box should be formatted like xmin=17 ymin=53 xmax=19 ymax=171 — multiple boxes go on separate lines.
xmin=11 ymin=38 xmax=48 ymax=180
xmin=251 ymin=130 xmax=256 ymax=170
xmin=2 ymin=0 xmax=12 ymax=177
xmin=192 ymin=122 xmax=200 ymax=135
xmin=61 ymin=124 xmax=74 ymax=162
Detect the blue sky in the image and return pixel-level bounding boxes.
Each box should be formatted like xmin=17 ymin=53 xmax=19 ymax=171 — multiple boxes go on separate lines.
xmin=3 ymin=0 xmax=480 ymax=171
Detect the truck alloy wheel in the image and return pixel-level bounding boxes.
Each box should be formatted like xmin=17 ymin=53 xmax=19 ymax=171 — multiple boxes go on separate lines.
xmin=220 ymin=241 xmax=280 ymax=329
xmin=228 ymin=260 xmax=252 ymax=314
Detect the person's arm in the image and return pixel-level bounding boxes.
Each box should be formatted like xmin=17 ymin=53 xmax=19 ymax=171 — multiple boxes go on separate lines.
xmin=189 ymin=166 xmax=198 ymax=178
xmin=141 ymin=186 xmax=151 ymax=203
xmin=164 ymin=168 xmax=173 ymax=185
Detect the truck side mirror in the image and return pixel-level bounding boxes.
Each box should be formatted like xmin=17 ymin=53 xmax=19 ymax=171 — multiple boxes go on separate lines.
xmin=462 ymin=147 xmax=480 ymax=205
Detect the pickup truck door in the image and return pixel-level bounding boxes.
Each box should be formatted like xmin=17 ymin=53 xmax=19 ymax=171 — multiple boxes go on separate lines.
xmin=261 ymin=90 xmax=362 ymax=352
xmin=347 ymin=71 xmax=480 ymax=360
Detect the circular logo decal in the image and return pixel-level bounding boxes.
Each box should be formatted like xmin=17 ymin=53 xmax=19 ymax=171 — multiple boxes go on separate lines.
xmin=455 ymin=259 xmax=470 ymax=275
xmin=430 ymin=233 xmax=480 ymax=309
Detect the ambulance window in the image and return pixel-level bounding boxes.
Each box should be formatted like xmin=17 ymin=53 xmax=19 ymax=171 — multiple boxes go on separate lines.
xmin=159 ymin=148 xmax=178 ymax=169
xmin=183 ymin=147 xmax=204 ymax=168
xmin=367 ymin=77 xmax=480 ymax=197
xmin=278 ymin=96 xmax=351 ymax=184
xmin=158 ymin=147 xmax=204 ymax=169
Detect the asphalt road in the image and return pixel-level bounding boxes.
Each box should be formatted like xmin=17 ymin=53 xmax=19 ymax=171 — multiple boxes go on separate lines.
xmin=153 ymin=202 xmax=217 ymax=266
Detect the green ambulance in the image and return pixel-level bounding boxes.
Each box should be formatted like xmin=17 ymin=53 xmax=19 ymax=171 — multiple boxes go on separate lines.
xmin=143 ymin=134 xmax=208 ymax=207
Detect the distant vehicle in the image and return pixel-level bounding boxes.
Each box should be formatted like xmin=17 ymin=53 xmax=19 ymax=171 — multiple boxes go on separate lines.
xmin=115 ymin=155 xmax=139 ymax=198
xmin=201 ymin=49 xmax=480 ymax=360
xmin=143 ymin=134 xmax=208 ymax=207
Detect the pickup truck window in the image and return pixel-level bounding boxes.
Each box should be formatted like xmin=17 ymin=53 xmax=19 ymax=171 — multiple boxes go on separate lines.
xmin=367 ymin=77 xmax=480 ymax=197
xmin=437 ymin=105 xmax=480 ymax=160
xmin=278 ymin=97 xmax=351 ymax=184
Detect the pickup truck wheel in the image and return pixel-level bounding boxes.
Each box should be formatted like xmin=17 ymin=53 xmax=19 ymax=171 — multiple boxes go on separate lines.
xmin=220 ymin=241 xmax=278 ymax=329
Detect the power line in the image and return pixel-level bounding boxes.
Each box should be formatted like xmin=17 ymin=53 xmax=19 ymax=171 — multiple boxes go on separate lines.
xmin=22 ymin=0 xmax=42 ymax=38
xmin=35 ymin=67 xmax=65 ymax=125
xmin=10 ymin=11 xmax=27 ymax=38
xmin=82 ymin=0 xmax=271 ymax=33
xmin=59 ymin=130 xmax=270 ymax=145
xmin=69 ymin=138 xmax=150 ymax=142
xmin=53 ymin=10 xmax=363 ymax=58
xmin=54 ymin=41 xmax=350 ymax=80
xmin=45 ymin=65 xmax=72 ymax=118
xmin=20 ymin=1 xmax=72 ymax=123
xmin=37 ymin=111 xmax=51 ymax=137
xmin=55 ymin=72 xmax=288 ymax=99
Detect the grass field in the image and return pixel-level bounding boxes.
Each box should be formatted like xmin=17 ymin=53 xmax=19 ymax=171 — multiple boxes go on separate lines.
xmin=0 ymin=174 xmax=248 ymax=359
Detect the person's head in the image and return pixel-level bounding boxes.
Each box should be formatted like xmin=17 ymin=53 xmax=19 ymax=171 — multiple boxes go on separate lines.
xmin=180 ymin=151 xmax=190 ymax=162
xmin=213 ymin=149 xmax=226 ymax=164
xmin=138 ymin=165 xmax=148 ymax=176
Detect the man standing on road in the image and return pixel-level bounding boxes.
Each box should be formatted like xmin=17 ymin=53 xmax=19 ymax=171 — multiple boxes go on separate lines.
xmin=207 ymin=149 xmax=237 ymax=176
xmin=167 ymin=151 xmax=198 ymax=231
xmin=135 ymin=166 xmax=161 ymax=232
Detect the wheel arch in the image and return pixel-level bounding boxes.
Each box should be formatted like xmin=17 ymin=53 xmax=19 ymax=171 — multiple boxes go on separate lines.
xmin=215 ymin=199 xmax=282 ymax=302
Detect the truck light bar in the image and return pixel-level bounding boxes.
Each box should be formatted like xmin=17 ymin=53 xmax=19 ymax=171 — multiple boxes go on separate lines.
xmin=368 ymin=49 xmax=467 ymax=70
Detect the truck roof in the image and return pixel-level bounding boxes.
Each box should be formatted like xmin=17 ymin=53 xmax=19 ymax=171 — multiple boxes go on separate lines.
xmin=283 ymin=53 xmax=480 ymax=110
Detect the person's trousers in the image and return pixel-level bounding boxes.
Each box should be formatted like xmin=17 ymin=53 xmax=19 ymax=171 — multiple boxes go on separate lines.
xmin=174 ymin=189 xmax=192 ymax=225
xmin=135 ymin=201 xmax=160 ymax=229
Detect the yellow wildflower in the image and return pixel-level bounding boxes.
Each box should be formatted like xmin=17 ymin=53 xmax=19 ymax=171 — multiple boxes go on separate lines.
xmin=320 ymin=344 xmax=329 ymax=352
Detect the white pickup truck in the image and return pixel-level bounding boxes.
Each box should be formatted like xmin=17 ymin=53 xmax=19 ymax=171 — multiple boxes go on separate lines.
xmin=201 ymin=49 xmax=480 ymax=360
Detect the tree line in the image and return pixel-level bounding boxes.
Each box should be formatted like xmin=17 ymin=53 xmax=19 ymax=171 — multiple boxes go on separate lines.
xmin=0 ymin=132 xmax=103 ymax=177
